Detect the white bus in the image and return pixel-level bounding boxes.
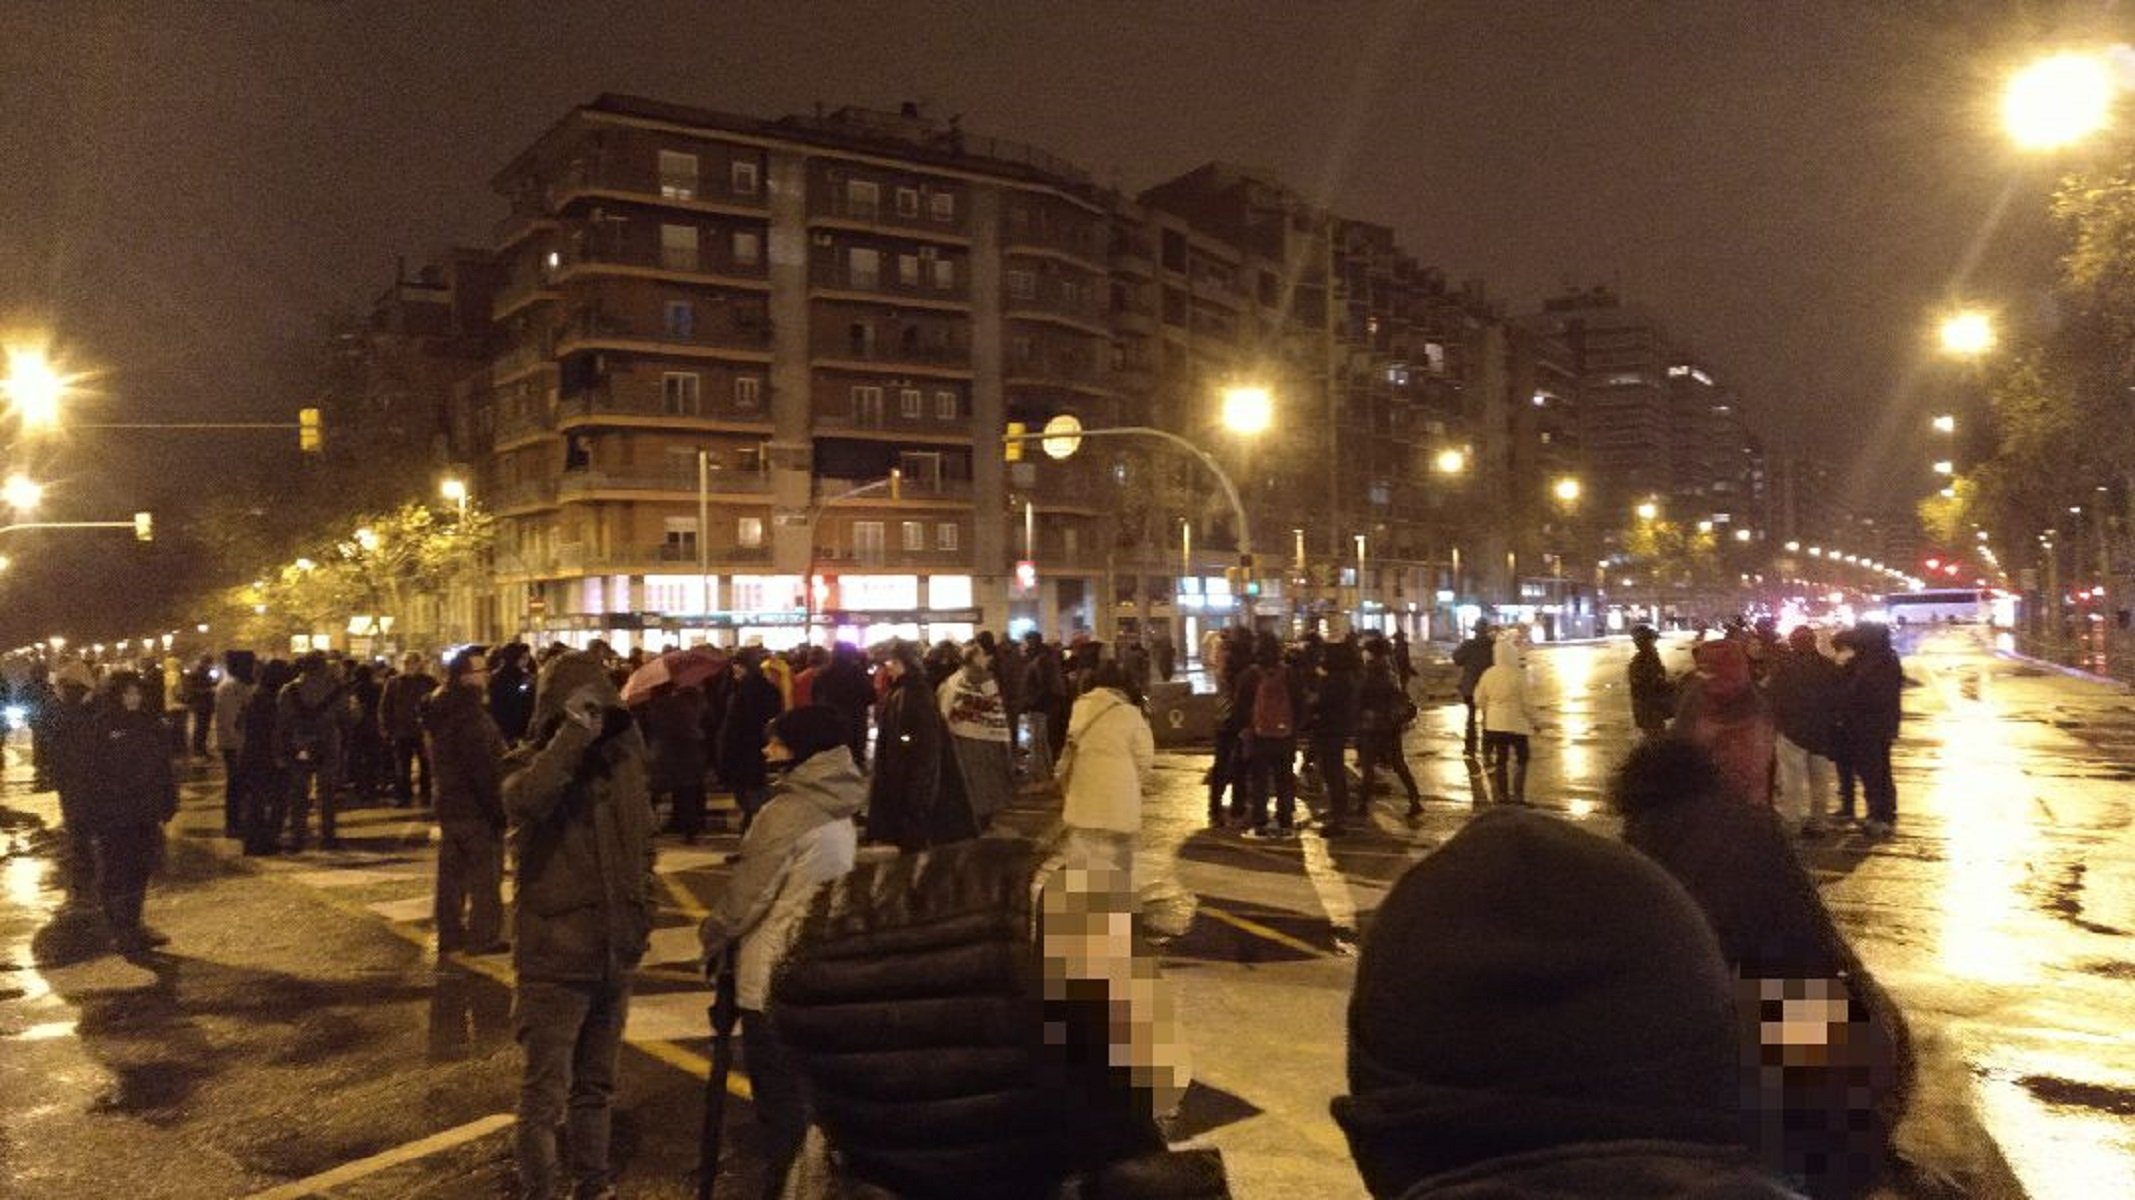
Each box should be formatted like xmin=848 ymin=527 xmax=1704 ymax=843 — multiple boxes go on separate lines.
xmin=1878 ymin=588 xmax=1990 ymax=626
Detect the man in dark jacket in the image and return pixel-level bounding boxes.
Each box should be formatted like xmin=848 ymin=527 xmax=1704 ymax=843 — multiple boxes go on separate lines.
xmin=84 ymin=671 xmax=180 ymax=955
xmin=718 ymin=651 xmax=784 ymax=829
xmin=379 ymin=652 xmax=436 ymax=807
xmin=1450 ymin=619 xmax=1495 ymax=757
xmin=1626 ymin=624 xmax=1677 ymax=736
xmin=423 ymin=647 xmax=507 ymax=955
xmin=1308 ymin=642 xmax=1361 ymax=835
xmin=1333 ymin=806 xmax=1805 ymax=1199
xmin=503 ymin=651 xmax=658 ymax=1200
xmin=1023 ymin=631 xmax=1069 ymax=771
xmin=1235 ymin=633 xmax=1307 ymax=838
xmin=487 ymin=641 xmax=536 ymax=744
xmin=1835 ymin=623 xmax=1903 ymax=838
xmin=1765 ymin=626 xmax=1841 ymax=836
xmin=1357 ymin=641 xmax=1422 ymax=819
xmin=278 ymin=653 xmax=345 ymax=851
xmin=811 ymin=643 xmax=874 ymax=768
xmin=45 ymin=660 xmax=102 ymax=909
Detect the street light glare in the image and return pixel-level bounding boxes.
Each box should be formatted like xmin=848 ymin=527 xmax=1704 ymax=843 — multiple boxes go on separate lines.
xmin=1 ymin=344 xmax=71 ymax=429
xmin=1938 ymin=310 xmax=1995 ymax=358
xmin=2003 ymin=51 xmax=2118 ymax=150
xmin=1932 ymin=414 xmax=1956 ymax=434
xmin=1219 ymin=385 xmax=1272 ymax=435
xmin=2 ymin=472 xmax=43 ymax=512
xmin=439 ymin=477 xmax=468 ymax=504
xmin=1552 ymin=477 xmax=1581 ymax=503
xmin=1434 ymin=448 xmax=1468 ymax=475
xmin=1635 ymin=501 xmax=1659 ymax=521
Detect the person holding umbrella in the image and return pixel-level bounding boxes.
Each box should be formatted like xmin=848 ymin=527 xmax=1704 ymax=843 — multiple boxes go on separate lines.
xmin=697 ymin=706 xmax=862 ymax=1199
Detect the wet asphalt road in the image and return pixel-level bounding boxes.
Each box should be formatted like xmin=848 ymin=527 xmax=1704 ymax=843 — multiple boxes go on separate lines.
xmin=2 ymin=628 xmax=2131 ymax=1198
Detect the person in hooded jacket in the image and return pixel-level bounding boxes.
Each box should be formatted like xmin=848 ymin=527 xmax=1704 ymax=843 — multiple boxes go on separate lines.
xmin=1675 ymin=639 xmax=1776 ymax=808
xmin=718 ymin=651 xmax=784 ymax=831
xmin=237 ymin=660 xmax=295 ymax=855
xmin=83 ymin=670 xmax=181 ymax=955
xmin=1332 ymin=806 xmax=1806 ymax=1200
xmin=866 ymin=640 xmax=978 ymax=852
xmin=698 ymin=705 xmax=863 ymax=1199
xmin=939 ymin=642 xmax=1015 ymax=831
xmin=45 ymin=659 xmax=102 ymax=908
xmin=424 ymin=647 xmax=509 ymax=955
xmin=1834 ymin=623 xmax=1903 ymax=839
xmin=278 ymin=652 xmax=346 ymax=851
xmin=1764 ymin=626 xmax=1842 ymax=837
xmin=1357 ymin=639 xmax=1424 ymax=819
xmin=502 ymin=651 xmax=658 ymax=1200
xmin=1308 ymin=642 xmax=1362 ymax=835
xmin=488 ymin=642 xmax=537 ymax=744
xmin=643 ymin=679 xmax=711 ymax=842
xmin=1627 ymin=624 xmax=1678 ymax=737
xmin=1471 ymin=637 xmax=1540 ymax=806
xmin=1060 ymin=660 xmax=1156 ymax=899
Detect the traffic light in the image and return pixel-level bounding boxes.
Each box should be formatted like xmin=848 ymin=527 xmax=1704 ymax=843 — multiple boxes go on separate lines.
xmin=1004 ymin=422 xmax=1025 ymax=462
xmin=133 ymin=511 xmax=153 ymax=542
xmin=298 ymin=407 xmax=322 ymax=453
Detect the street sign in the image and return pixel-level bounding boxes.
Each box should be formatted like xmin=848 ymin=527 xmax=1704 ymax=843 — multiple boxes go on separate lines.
xmin=1040 ymin=413 xmax=1083 ymax=460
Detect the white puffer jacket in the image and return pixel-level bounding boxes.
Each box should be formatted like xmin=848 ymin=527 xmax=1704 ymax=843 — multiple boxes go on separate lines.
xmin=1060 ymin=687 xmax=1155 ymax=834
xmin=1473 ymin=637 xmax=1540 ymax=736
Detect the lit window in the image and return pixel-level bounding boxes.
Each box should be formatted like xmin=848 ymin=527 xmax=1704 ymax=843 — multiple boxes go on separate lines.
xmin=899 ymin=254 xmax=920 ymax=287
xmin=661 ymin=372 xmax=701 ymax=415
xmin=934 ymin=389 xmax=957 ymax=420
xmin=1007 ymin=269 xmax=1036 ymax=301
xmin=659 ymin=224 xmax=700 ymax=272
xmin=730 ymin=160 xmax=760 ymax=196
xmin=902 ymin=520 xmax=926 ymax=551
xmin=848 ymin=247 xmax=881 ymax=289
xmin=658 ymin=151 xmax=699 ymax=201
xmin=732 ymin=230 xmax=761 ymax=265
xmin=736 ymin=517 xmax=764 ymax=548
xmin=932 ymin=258 xmax=955 ymax=290
xmin=733 ymin=376 xmax=762 ymax=411
xmin=846 ymin=179 xmax=880 ymax=218
xmin=937 ymin=522 xmax=959 ymax=550
xmin=900 ymin=388 xmax=923 ymax=419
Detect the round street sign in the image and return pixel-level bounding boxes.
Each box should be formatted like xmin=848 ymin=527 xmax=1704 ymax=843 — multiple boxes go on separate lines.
xmin=1041 ymin=413 xmax=1083 ymax=460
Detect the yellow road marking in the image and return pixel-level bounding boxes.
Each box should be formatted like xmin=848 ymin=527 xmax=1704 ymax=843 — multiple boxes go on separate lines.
xmin=1197 ymin=903 xmax=1331 ymax=958
xmin=242 ymin=1112 xmax=515 ymax=1199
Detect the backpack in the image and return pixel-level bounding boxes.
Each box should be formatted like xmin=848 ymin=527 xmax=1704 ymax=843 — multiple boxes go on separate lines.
xmin=1250 ymin=665 xmax=1294 ymax=739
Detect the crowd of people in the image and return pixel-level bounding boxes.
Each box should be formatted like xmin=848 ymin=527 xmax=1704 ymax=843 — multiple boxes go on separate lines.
xmin=11 ymin=611 xmax=1928 ymax=1199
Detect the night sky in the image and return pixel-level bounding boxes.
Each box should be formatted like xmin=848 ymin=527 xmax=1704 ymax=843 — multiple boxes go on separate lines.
xmin=0 ymin=0 xmax=2113 ymax=640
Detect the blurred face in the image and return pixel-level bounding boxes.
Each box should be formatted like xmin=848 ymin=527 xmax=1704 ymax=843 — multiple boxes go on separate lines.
xmin=120 ymin=684 xmax=145 ymax=712
xmin=764 ymin=729 xmax=793 ymax=765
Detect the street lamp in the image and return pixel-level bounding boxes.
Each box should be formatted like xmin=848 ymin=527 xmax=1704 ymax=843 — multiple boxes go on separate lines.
xmin=1 ymin=343 xmax=72 ymax=430
xmin=2002 ymin=50 xmax=2119 ymax=150
xmin=353 ymin=526 xmax=379 ymax=553
xmin=1552 ymin=476 xmax=1581 ymax=504
xmin=1434 ymin=447 xmax=1468 ymax=475
xmin=1635 ymin=500 xmax=1659 ymax=522
xmin=1932 ymin=414 xmax=1956 ymax=434
xmin=3 ymin=473 xmax=43 ymax=513
xmin=1932 ymin=460 xmax=1954 ymax=475
xmin=440 ymin=476 xmax=469 ymax=514
xmin=1219 ymin=385 xmax=1273 ymax=435
xmin=1938 ymin=310 xmax=1995 ymax=358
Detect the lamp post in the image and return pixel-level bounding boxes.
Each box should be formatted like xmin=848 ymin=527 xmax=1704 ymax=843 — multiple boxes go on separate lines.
xmin=2002 ymin=50 xmax=2119 ymax=151
xmin=2 ymin=343 xmax=75 ymax=431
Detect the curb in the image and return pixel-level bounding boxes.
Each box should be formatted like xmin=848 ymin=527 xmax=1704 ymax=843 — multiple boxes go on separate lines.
xmin=1992 ymin=649 xmax=2133 ymax=693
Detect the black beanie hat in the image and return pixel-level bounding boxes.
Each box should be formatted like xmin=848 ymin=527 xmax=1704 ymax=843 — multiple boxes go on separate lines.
xmin=1334 ymin=807 xmax=1746 ymax=1196
xmin=773 ymin=704 xmax=848 ymax=764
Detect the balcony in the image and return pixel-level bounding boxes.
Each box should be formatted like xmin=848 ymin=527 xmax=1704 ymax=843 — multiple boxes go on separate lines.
xmin=812 ymin=409 xmax=975 ymax=442
xmin=815 ymin=475 xmax=974 ymax=502
xmin=555 ymin=310 xmax=774 ymax=360
xmin=807 ymin=191 xmax=971 ymax=241
xmin=1003 ymin=290 xmax=1109 ymax=336
xmin=492 ymin=340 xmax=557 ymax=382
xmin=551 ymin=159 xmax=769 ymax=217
xmin=553 ymin=242 xmax=770 ymax=288
xmin=808 ymin=258 xmax=970 ymax=307
xmin=557 ymin=386 xmax=770 ymax=429
xmin=558 ymin=468 xmax=773 ymax=499
xmin=490 ymin=478 xmax=559 ymax=512
xmin=493 ymin=405 xmax=555 ymax=446
xmin=811 ymin=543 xmax=970 ymax=569
xmin=493 ymin=271 xmax=561 ymax=320
xmin=1112 ymin=303 xmax=1156 ymax=335
xmin=812 ymin=339 xmax=972 ymax=376
xmin=1111 ymin=237 xmax=1156 ymax=277
xmin=494 ymin=210 xmax=557 ymax=249
xmin=1003 ymin=223 xmax=1108 ymax=269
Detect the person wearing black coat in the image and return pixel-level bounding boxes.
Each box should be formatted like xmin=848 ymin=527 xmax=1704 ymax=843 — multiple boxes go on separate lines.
xmin=811 ymin=643 xmax=875 ymax=768
xmin=1834 ymin=623 xmax=1904 ymax=838
xmin=1356 ymin=643 xmax=1422 ymax=818
xmin=717 ymin=651 xmax=784 ymax=829
xmin=236 ymin=659 xmax=296 ymax=856
xmin=486 ymin=641 xmax=536 ymax=744
xmin=1308 ymin=642 xmax=1362 ymax=835
xmin=1450 ymin=619 xmax=1496 ymax=757
xmin=83 ymin=671 xmax=181 ymax=954
xmin=1626 ymin=624 xmax=1677 ymax=736
xmin=643 ymin=682 xmax=710 ymax=841
xmin=865 ymin=641 xmax=977 ymax=852
xmin=1612 ymin=736 xmax=1912 ymax=1199
xmin=1764 ymin=626 xmax=1842 ymax=836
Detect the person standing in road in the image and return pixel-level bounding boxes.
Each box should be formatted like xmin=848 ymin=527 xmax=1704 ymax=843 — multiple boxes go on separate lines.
xmin=812 ymin=643 xmax=874 ymax=769
xmin=867 ymin=640 xmax=978 ymax=851
xmin=183 ymin=654 xmax=217 ymax=760
xmin=644 ymin=679 xmax=711 ymax=843
xmin=718 ymin=650 xmax=785 ymax=831
xmin=1764 ymin=626 xmax=1842 ymax=837
xmin=277 ymin=652 xmax=346 ymax=852
xmin=380 ymin=652 xmax=436 ymax=808
xmin=1389 ymin=629 xmax=1414 ymax=693
xmin=1674 ymin=639 xmax=1776 ymax=809
xmin=1236 ymin=633 xmax=1305 ymax=838
xmin=1472 ymin=635 xmax=1539 ymax=805
xmin=237 ymin=660 xmax=294 ymax=856
xmin=1626 ymin=624 xmax=1677 ymax=737
xmin=1308 ymin=642 xmax=1361 ymax=835
xmin=1357 ymin=639 xmax=1423 ymax=819
xmin=1059 ymin=660 xmax=1156 ymax=898
xmin=1024 ymin=631 xmax=1071 ymax=777
xmin=1451 ymin=619 xmax=1496 ymax=758
xmin=213 ymin=651 xmax=256 ymax=837
xmin=83 ymin=670 xmax=180 ymax=955
xmin=343 ymin=662 xmax=386 ymax=805
xmin=45 ymin=660 xmax=102 ymax=909
xmin=424 ymin=647 xmax=508 ymax=956
xmin=503 ymin=651 xmax=658 ymax=1200
xmin=488 ymin=642 xmax=536 ymax=744
xmin=697 ymin=705 xmax=863 ymax=1198
xmin=1835 ymin=623 xmax=1903 ymax=839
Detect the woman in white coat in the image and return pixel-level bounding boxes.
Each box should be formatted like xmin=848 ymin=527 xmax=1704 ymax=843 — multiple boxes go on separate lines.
xmin=1058 ymin=660 xmax=1155 ymax=898
xmin=1472 ymin=634 xmax=1541 ymax=806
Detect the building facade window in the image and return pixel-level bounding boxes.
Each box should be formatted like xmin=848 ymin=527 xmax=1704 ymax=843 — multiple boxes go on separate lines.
xmin=936 ymin=522 xmax=959 ymax=551
xmin=731 ymin=160 xmax=760 ymax=195
xmin=660 ymin=224 xmax=699 ymax=272
xmin=737 ymin=516 xmax=765 ymax=548
xmin=663 ymin=516 xmax=699 ymax=558
xmin=902 ymin=520 xmax=926 ymax=551
xmin=899 ymin=388 xmax=922 ymax=419
xmin=932 ymin=258 xmax=955 ymax=290
xmin=661 ymin=371 xmax=701 ymax=415
xmin=732 ymin=230 xmax=761 ymax=265
xmin=664 ymin=300 xmax=695 ymax=338
xmin=848 ymin=247 xmax=881 ymax=290
xmin=846 ymin=179 xmax=880 ymax=219
xmin=934 ymin=389 xmax=957 ymax=420
xmin=1007 ymin=269 xmax=1036 ymax=301
xmin=895 ymin=187 xmax=920 ymax=217
xmin=853 ymin=520 xmax=886 ymax=564
xmin=658 ymin=151 xmax=699 ymax=200
xmin=851 ymin=385 xmax=884 ymax=425
xmin=734 ymin=376 xmax=762 ymax=411
xmin=929 ymin=191 xmax=955 ymax=221
xmin=898 ymin=254 xmax=920 ymax=287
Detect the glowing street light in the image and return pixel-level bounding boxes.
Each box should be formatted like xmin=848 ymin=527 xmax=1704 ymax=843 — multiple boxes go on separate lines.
xmin=1784 ymin=541 xmax=1801 ymax=552
xmin=353 ymin=526 xmax=379 ymax=553
xmin=1434 ymin=447 xmax=1468 ymax=475
xmin=1 ymin=343 xmax=73 ymax=430
xmin=2 ymin=473 xmax=43 ymax=513
xmin=1552 ymin=476 xmax=1582 ymax=504
xmin=1219 ymin=384 xmax=1273 ymax=435
xmin=1733 ymin=528 xmax=1753 ymax=543
xmin=1932 ymin=414 xmax=1956 ymax=434
xmin=1932 ymin=460 xmax=1954 ymax=476
xmin=1938 ymin=310 xmax=1995 ymax=358
xmin=439 ymin=476 xmax=469 ymax=514
xmin=2003 ymin=50 xmax=2118 ymax=150
xmin=1635 ymin=500 xmax=1659 ymax=521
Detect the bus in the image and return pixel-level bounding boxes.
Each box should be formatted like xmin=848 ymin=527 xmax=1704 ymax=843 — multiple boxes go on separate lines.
xmin=1877 ymin=588 xmax=1991 ymax=626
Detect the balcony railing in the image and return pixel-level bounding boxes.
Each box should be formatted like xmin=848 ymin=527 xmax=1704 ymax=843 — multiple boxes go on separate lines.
xmin=1003 ymin=222 xmax=1108 ymax=266
xmin=558 ymin=468 xmax=773 ymax=497
xmin=1004 ymin=289 xmax=1107 ymax=328
xmin=808 ymin=258 xmax=969 ymax=304
xmin=556 ymin=242 xmax=769 ymax=283
xmin=553 ymin=159 xmax=769 ymax=211
xmin=812 ymin=544 xmax=970 ymax=568
xmin=809 ymin=191 xmax=970 ymax=237
xmin=812 ymin=339 xmax=970 ymax=369
xmin=493 ymin=405 xmax=555 ymax=444
xmin=492 ymin=340 xmax=556 ymax=379
xmin=815 ymin=476 xmax=974 ymax=501
xmin=490 ymin=478 xmax=558 ymax=510
xmin=557 ymin=387 xmax=770 ymax=427
xmin=557 ymin=310 xmax=774 ymax=354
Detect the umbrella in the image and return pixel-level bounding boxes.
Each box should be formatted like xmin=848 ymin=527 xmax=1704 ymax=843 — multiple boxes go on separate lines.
xmin=697 ymin=945 xmax=741 ymax=1200
xmin=621 ymin=648 xmax=725 ymax=705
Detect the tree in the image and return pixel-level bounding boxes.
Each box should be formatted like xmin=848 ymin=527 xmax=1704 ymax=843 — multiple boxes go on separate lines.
xmin=1621 ymin=517 xmax=1721 ymax=592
